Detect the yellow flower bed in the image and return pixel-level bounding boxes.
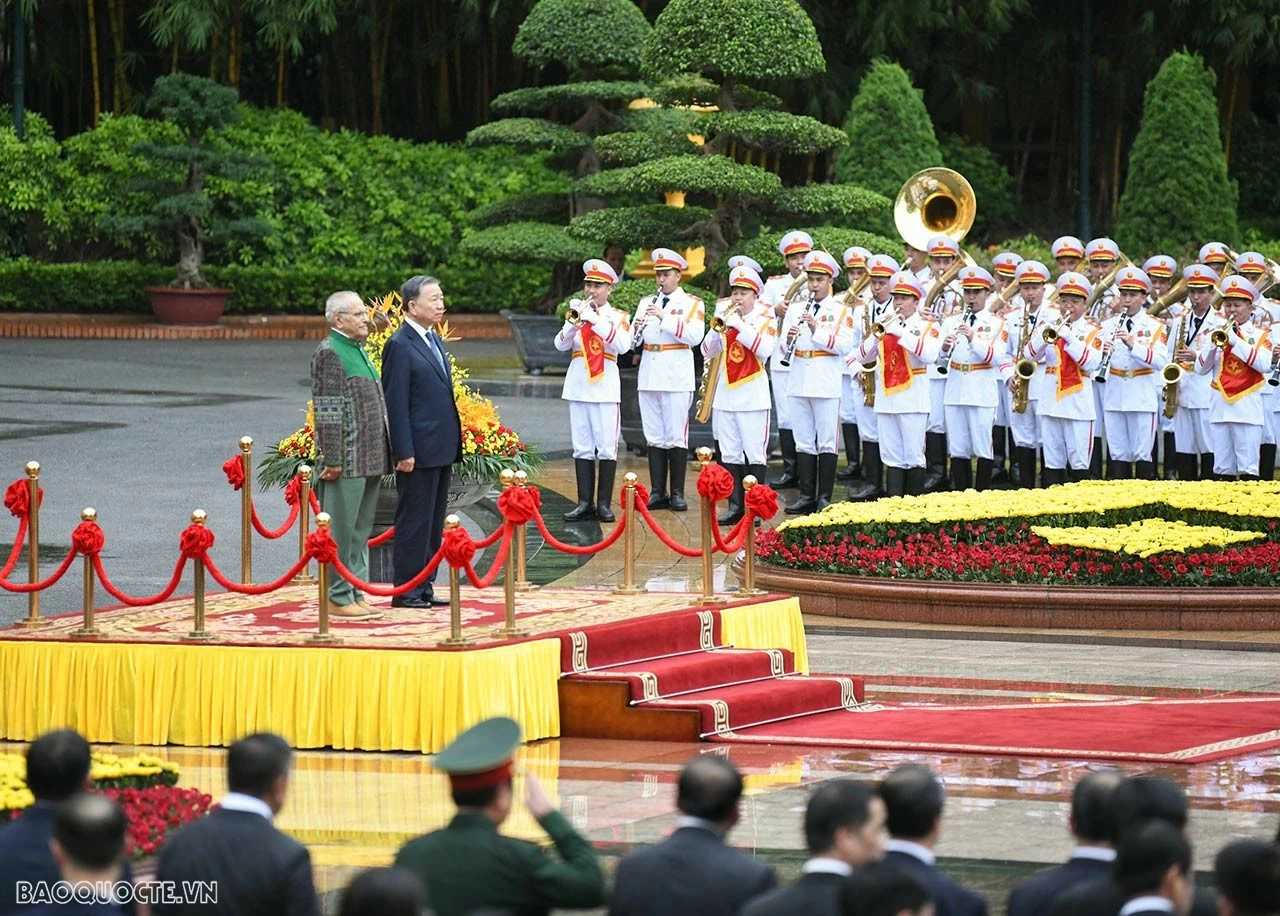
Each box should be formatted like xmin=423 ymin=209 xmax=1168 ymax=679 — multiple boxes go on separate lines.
xmin=1031 ymin=519 xmax=1265 ymax=558
xmin=778 ymin=480 xmax=1280 ymax=531
xmin=0 ymin=751 xmax=181 ymax=813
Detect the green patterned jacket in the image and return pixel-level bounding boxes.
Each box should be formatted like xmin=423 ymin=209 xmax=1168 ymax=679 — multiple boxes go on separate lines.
xmin=310 ymin=330 xmax=392 ymax=478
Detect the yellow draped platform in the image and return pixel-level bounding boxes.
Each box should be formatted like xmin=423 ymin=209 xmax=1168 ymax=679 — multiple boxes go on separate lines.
xmin=0 ymin=594 xmax=806 ymax=754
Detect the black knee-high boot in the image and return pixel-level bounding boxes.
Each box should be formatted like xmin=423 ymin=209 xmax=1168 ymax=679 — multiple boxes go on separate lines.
xmin=950 ymin=456 xmax=973 ymax=491
xmin=718 ymin=463 xmax=745 ymax=525
xmin=1162 ymin=431 xmax=1179 ymax=479
xmin=646 ymin=448 xmax=669 ymax=509
xmin=817 ymin=453 xmax=838 ymax=510
xmin=595 ymin=460 xmax=617 ymax=522
xmin=837 ymin=424 xmax=862 ymax=480
xmin=884 ymin=466 xmax=906 ymax=497
xmin=1175 ymin=452 xmax=1198 ymax=481
xmin=1200 ymin=452 xmax=1215 ymax=481
xmin=992 ymin=425 xmax=1009 ymax=482
xmin=905 ymin=467 xmax=925 ymax=496
xmin=847 ymin=442 xmax=884 ymax=500
xmin=785 ymin=453 xmax=819 ymax=514
xmin=668 ymin=447 xmax=689 ymax=511
xmin=1090 ymin=438 xmax=1104 ymax=478
xmin=564 ymin=458 xmax=596 ymax=521
xmin=770 ymin=429 xmax=799 ymax=488
xmin=1015 ymin=446 xmax=1037 ymax=489
xmin=1135 ymin=459 xmax=1157 ymax=480
xmin=923 ymin=432 xmax=949 ymax=492
xmin=974 ymin=458 xmax=993 ymax=491
xmin=1261 ymin=443 xmax=1277 ymax=481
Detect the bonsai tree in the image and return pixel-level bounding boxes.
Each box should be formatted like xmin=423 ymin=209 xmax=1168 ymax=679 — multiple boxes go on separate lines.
xmin=1116 ymin=52 xmax=1238 ymax=259
xmin=105 ymin=73 xmax=270 ymax=289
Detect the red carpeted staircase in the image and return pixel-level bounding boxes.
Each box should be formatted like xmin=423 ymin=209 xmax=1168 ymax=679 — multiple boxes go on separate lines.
xmin=557 ymin=607 xmax=864 ymax=742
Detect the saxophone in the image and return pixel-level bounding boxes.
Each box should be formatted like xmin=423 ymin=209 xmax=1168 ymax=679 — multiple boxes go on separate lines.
xmin=1011 ymin=297 xmax=1036 ymax=413
xmin=1161 ymin=310 xmax=1187 ymax=419
xmin=861 ymin=298 xmax=877 ymax=407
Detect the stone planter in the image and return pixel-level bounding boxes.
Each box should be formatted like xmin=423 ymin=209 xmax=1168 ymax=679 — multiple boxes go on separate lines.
xmin=368 ymin=474 xmax=491 ymax=581
xmin=501 ymin=310 xmax=572 ymax=375
xmin=146 ymin=286 xmax=233 ymax=325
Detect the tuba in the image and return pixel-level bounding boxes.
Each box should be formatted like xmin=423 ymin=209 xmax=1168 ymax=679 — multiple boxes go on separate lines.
xmin=1147 ymin=278 xmax=1189 ymax=318
xmin=1083 ymin=252 xmax=1134 ymax=316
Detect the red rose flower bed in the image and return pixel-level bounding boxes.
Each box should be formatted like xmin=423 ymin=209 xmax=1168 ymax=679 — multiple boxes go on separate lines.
xmin=102 ymin=786 xmax=215 ymax=859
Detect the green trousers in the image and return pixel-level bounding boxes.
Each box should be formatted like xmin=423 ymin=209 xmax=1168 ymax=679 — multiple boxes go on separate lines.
xmin=315 ymin=475 xmax=382 ymax=606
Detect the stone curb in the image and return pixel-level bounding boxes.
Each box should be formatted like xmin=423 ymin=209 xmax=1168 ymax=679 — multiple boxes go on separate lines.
xmin=0 ymin=313 xmax=514 ymax=340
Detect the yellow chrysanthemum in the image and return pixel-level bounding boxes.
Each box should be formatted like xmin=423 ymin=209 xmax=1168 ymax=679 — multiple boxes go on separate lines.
xmin=1031 ymin=519 xmax=1265 ymax=558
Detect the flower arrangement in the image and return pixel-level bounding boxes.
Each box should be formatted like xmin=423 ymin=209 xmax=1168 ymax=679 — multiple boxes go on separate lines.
xmin=259 ymin=291 xmax=541 ymax=489
xmin=759 ymin=480 xmax=1280 ymax=588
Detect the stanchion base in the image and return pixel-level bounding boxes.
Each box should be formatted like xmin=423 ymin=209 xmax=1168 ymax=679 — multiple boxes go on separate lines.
xmin=437 ymin=636 xmax=475 ymax=647
xmin=513 ymin=582 xmax=539 ymax=592
xmin=307 ymin=633 xmax=341 ymax=644
xmin=184 ymin=632 xmax=217 ymax=642
xmin=697 ymin=594 xmax=731 ymax=605
xmin=495 ymin=627 xmax=530 ymax=638
xmin=69 ymin=628 xmax=102 ymax=639
xmin=734 ymin=588 xmax=768 ymax=598
xmin=612 ymin=585 xmax=647 ymax=595
xmin=14 ymin=618 xmax=50 ymax=629
xmin=292 ymin=574 xmax=318 ymax=586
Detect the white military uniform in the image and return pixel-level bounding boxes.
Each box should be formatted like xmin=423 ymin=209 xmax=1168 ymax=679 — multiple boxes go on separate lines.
xmin=555 ymin=302 xmax=632 ymax=460
xmin=702 ymin=299 xmax=777 ymax=465
xmin=635 ymin=286 xmax=704 ymax=449
xmin=763 ymin=271 xmax=806 ymax=432
xmin=1172 ymin=305 xmax=1224 ymax=457
xmin=782 ymin=292 xmax=855 ymax=455
xmin=1196 ymin=317 xmax=1274 ymax=476
xmin=1253 ymin=297 xmax=1280 ymax=449
xmin=1005 ymin=301 xmax=1062 ymax=449
xmin=939 ymin=306 xmax=1008 ymax=461
xmin=849 ymin=293 xmax=893 ymax=445
xmin=1099 ymin=310 xmax=1169 ymax=464
xmin=839 ymin=287 xmax=870 ymax=425
xmin=926 ymin=280 xmax=963 ymax=435
xmin=1029 ymin=315 xmax=1104 ymax=470
xmin=858 ymin=309 xmax=941 ymax=469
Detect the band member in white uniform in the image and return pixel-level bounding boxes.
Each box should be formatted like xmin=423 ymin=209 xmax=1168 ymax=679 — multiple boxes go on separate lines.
xmin=922 ymin=235 xmax=964 ymax=492
xmin=1169 ymin=264 xmax=1224 ymax=480
xmin=1142 ymin=254 xmax=1181 ymax=477
xmin=1235 ymin=251 xmax=1280 ymax=480
xmin=761 ymin=230 xmax=813 ymax=489
xmin=780 ymin=250 xmax=854 ymax=513
xmin=1004 ymin=260 xmax=1060 ymax=488
xmin=701 ymin=264 xmax=778 ymax=524
xmin=1027 ymin=272 xmax=1104 ymax=483
xmin=1051 ymin=236 xmax=1086 ymax=276
xmin=1195 ymin=275 xmax=1275 ymax=479
xmin=838 ymin=246 xmax=872 ymax=482
xmin=633 ymin=247 xmax=705 ymax=512
xmin=938 ymin=266 xmax=1009 ymax=490
xmin=845 ymin=254 xmax=899 ymax=501
xmin=989 ymin=250 xmax=1024 ymax=483
xmin=1198 ymin=241 xmax=1232 ymax=278
xmin=855 ymin=272 xmax=941 ymax=497
xmin=1084 ymin=237 xmax=1122 ymax=474
xmin=554 ymin=259 xmax=632 ymax=522
xmin=1097 ymin=266 xmax=1169 ymax=479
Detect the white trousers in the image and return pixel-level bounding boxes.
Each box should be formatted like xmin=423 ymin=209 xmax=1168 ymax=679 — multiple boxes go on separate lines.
xmin=928 ymin=378 xmax=946 ymax=434
xmin=639 ymin=390 xmax=692 ymax=448
xmin=1264 ymin=403 xmax=1278 ymax=445
xmin=995 ymin=383 xmax=1010 ymax=427
xmin=879 ymin=412 xmax=928 ymax=469
xmin=840 ymin=376 xmax=860 ymax=423
xmin=855 ymin=387 xmax=878 ymax=442
xmin=1008 ymin=398 xmax=1041 ymax=448
xmin=1104 ymin=410 xmax=1157 ymax=463
xmin=1041 ymin=416 xmax=1095 ymax=470
xmin=569 ymin=401 xmax=620 ymax=460
xmin=945 ymin=405 xmax=995 ymax=459
xmin=1173 ymin=407 xmax=1212 ymax=455
xmin=712 ymin=409 xmax=770 ymax=465
xmin=1092 ymin=385 xmax=1107 ymax=441
xmin=792 ymin=396 xmax=841 ymax=455
xmin=1211 ymin=422 xmax=1262 ymax=476
xmin=771 ymin=369 xmax=793 ymax=429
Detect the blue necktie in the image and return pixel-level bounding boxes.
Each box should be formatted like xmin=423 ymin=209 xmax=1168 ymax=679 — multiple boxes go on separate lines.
xmin=425 ymin=332 xmax=446 ymax=372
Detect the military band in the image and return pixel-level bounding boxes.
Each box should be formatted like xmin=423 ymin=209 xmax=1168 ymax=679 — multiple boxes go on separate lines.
xmin=837 ymin=246 xmax=872 ymax=483
xmin=762 ymin=230 xmax=814 ymax=490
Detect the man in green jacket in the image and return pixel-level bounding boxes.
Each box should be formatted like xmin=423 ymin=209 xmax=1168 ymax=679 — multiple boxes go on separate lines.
xmin=311 ymin=290 xmax=392 ymax=619
xmin=394 ymin=717 xmax=605 ymax=916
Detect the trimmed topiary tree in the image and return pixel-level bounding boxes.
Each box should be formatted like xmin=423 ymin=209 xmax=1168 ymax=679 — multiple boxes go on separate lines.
xmin=939 ymin=133 xmax=1017 ymax=240
xmin=1116 ymin=52 xmax=1238 ymax=259
xmin=833 ymin=60 xmax=943 ymax=200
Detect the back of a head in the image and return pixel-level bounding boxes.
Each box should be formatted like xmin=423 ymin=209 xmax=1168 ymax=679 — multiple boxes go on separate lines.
xmin=1215 ymin=840 xmax=1280 ymax=916
xmin=805 ymin=780 xmax=878 ymax=855
xmin=879 ymin=765 xmax=944 ymax=841
xmin=338 ymin=867 xmax=429 ymax=916
xmin=227 ymin=733 xmax=293 ymax=798
xmin=676 ymin=755 xmax=743 ymax=823
xmin=25 ymin=730 xmax=92 ymax=803
xmin=53 ymin=793 xmax=127 ymax=872
xmin=1109 ymin=777 xmax=1189 ymax=844
xmin=1070 ymin=769 xmax=1127 ymax=845
xmin=839 ymin=861 xmax=933 ymax=916
xmin=1113 ymin=819 xmax=1192 ymax=900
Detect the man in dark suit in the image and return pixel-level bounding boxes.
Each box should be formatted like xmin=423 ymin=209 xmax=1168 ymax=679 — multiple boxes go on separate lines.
xmin=1111 ymin=820 xmax=1194 ymax=916
xmin=879 ymin=765 xmax=988 ymax=916
xmin=838 ymin=861 xmax=934 ymax=916
xmin=1006 ymin=769 xmax=1127 ymax=916
xmin=609 ymin=755 xmax=776 ymax=916
xmin=742 ymin=779 xmax=887 ymax=916
xmin=152 ymin=733 xmax=319 ymax=916
xmin=382 ymin=275 xmax=462 ymax=608
xmin=26 ymin=793 xmax=129 ymax=916
xmin=1214 ymin=839 xmax=1279 ymax=916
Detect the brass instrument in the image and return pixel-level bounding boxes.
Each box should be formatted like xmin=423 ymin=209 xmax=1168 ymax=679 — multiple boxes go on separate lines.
xmin=846 ymin=272 xmax=872 ymax=302
xmin=1161 ymin=309 xmax=1188 ymax=419
xmin=894 ymin=167 xmax=977 ymax=253
xmin=565 ymin=293 xmax=595 ymax=326
xmin=1146 ymin=277 xmax=1189 ymax=318
xmin=987 ymin=278 xmax=1020 ymax=313
xmin=1211 ymin=321 xmax=1237 ymax=349
xmin=1083 ymin=251 xmax=1135 ymax=316
xmin=860 ymin=299 xmax=879 ymax=407
xmin=695 ymin=301 xmax=742 ymax=423
xmin=1011 ymin=294 xmax=1035 ymax=413
xmin=1041 ymin=316 xmax=1070 ymax=344
xmin=1208 ymin=246 xmax=1242 ymax=311
xmin=870 ymin=321 xmax=887 ymax=338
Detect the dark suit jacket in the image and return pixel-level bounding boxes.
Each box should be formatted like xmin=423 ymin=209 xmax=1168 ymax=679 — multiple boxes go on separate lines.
xmin=1046 ymin=877 xmax=1216 ymax=916
xmin=885 ymin=849 xmax=988 ymax=916
xmin=0 ymin=804 xmax=134 ymax=916
xmin=1007 ymin=854 xmax=1112 ymax=916
xmin=740 ymin=871 xmax=844 ymax=916
xmin=609 ymin=825 xmax=776 ymax=916
xmin=381 ymin=323 xmax=462 ymax=469
xmin=151 ymin=807 xmax=319 ymax=916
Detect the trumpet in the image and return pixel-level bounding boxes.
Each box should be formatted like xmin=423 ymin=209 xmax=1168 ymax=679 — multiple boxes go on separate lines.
xmin=870 ymin=321 xmax=887 ymax=338
xmin=565 ymin=294 xmax=595 ymax=326
xmin=1041 ymin=316 xmax=1070 ymax=344
xmin=1211 ymin=321 xmax=1237 ymax=349
xmin=708 ymin=302 xmax=741 ymax=335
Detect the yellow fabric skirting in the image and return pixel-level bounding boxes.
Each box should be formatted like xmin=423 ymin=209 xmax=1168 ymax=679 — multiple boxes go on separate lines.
xmin=720 ymin=597 xmax=809 ymax=675
xmin=0 ymin=639 xmax=561 ymax=753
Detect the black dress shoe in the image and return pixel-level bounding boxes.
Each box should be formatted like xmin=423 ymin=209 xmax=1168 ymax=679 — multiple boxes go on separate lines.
xmin=669 ymin=493 xmax=688 ymax=512
xmin=426 ymin=593 xmax=450 ymax=606
xmin=391 ymin=596 xmax=431 ymax=609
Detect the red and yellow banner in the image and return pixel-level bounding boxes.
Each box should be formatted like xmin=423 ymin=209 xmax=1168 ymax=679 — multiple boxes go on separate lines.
xmin=724 ymin=328 xmax=763 ymax=387
xmin=580 ymin=324 xmax=607 ymax=382
xmin=880 ymin=334 xmax=914 ymax=395
xmin=1213 ymin=349 xmax=1265 ymax=403
xmin=1054 ymin=338 xmax=1085 ymax=400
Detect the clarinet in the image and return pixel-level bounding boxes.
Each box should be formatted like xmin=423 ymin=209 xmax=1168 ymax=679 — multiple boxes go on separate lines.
xmin=778 ymin=293 xmax=818 ymax=368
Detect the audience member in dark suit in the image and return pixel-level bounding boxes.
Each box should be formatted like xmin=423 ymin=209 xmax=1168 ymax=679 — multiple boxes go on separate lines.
xmin=1046 ymin=777 xmax=1217 ymax=916
xmin=0 ymin=730 xmax=134 ymax=916
xmin=338 ymin=867 xmax=430 ymax=916
xmin=382 ymin=274 xmax=463 ymax=609
xmin=1006 ymin=769 xmax=1127 ymax=916
xmin=25 ymin=793 xmax=129 ymax=916
xmin=1214 ymin=839 xmax=1280 ymax=916
xmin=742 ymin=780 xmax=888 ymax=916
xmin=609 ymin=755 xmax=776 ymax=916
xmin=879 ymin=765 xmax=989 ymax=916
xmin=838 ymin=861 xmax=935 ymax=916
xmin=153 ymin=733 xmax=320 ymax=916
xmin=1111 ymin=820 xmax=1193 ymax=916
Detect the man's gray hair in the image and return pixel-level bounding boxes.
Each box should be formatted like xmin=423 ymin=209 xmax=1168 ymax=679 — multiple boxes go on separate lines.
xmin=324 ymin=290 xmax=362 ymax=325
xmin=401 ymin=275 xmax=440 ymax=306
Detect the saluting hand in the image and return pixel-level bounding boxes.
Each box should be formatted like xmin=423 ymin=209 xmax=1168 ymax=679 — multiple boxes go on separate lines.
xmin=525 ymin=773 xmax=555 ymax=819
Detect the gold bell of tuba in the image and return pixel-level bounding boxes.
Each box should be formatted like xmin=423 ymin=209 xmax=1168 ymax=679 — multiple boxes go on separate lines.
xmin=895 ymin=168 xmax=978 ymax=316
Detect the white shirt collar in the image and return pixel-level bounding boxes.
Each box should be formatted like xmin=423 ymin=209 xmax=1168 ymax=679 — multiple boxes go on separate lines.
xmin=802 ymin=857 xmax=853 ymax=876
xmin=676 ymin=815 xmax=725 ymax=837
xmin=887 ymin=838 xmax=936 ymax=865
xmin=1119 ymin=897 xmax=1175 ymax=916
xmin=219 ymin=792 xmax=274 ymax=821
xmin=404 ymin=316 xmax=432 ymax=340
xmin=1071 ymin=846 xmax=1116 ymax=862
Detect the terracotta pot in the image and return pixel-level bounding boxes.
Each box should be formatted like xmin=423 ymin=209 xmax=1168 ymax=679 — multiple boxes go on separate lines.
xmin=146 ymin=287 xmax=233 ymax=325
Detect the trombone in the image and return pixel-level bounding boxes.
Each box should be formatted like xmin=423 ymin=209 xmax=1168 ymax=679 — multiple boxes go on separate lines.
xmin=1146 ymin=277 xmax=1189 ymax=318
xmin=1083 ymin=251 xmax=1135 ymax=316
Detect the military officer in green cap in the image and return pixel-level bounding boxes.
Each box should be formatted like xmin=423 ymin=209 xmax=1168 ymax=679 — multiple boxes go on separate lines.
xmin=394 ymin=716 xmax=605 ymax=916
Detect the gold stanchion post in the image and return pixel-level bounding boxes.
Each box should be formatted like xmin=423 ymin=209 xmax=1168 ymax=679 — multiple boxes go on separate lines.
xmin=735 ymin=476 xmax=766 ymax=597
xmin=495 ymin=470 xmax=527 ymax=637
xmin=308 ymin=512 xmax=339 ymax=643
xmin=293 ymin=465 xmax=316 ymax=585
xmin=71 ymin=508 xmax=101 ymax=638
xmin=239 ymin=436 xmax=253 ymax=585
xmin=697 ymin=447 xmax=728 ymax=604
xmin=17 ymin=461 xmax=46 ymax=628
xmin=186 ymin=510 xmax=216 ymax=641
xmin=513 ymin=470 xmax=537 ymax=592
xmin=613 ymin=473 xmax=645 ymax=595
xmin=438 ymin=515 xmax=473 ymax=646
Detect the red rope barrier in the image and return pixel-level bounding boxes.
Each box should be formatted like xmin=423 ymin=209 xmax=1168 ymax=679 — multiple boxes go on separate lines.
xmin=711 ymin=514 xmax=751 ymax=554
xmin=4 ymin=479 xmax=41 ymax=518
xmin=632 ymin=498 xmax=702 ymax=557
xmin=368 ymin=526 xmax=395 ymax=547
xmin=94 ymin=555 xmax=188 ymax=607
xmin=250 ymin=500 xmax=300 ymax=540
xmin=309 ymin=491 xmax=322 ymax=514
xmin=222 ymin=456 xmax=245 ymax=490
xmin=462 ymin=525 xmax=512 ymax=589
xmin=497 ymin=486 xmax=541 ymax=524
xmin=531 ymin=506 xmax=627 ymax=555
xmin=0 ymin=550 xmax=77 ymax=592
xmin=696 ymin=463 xmax=734 ymax=504
xmin=0 ymin=516 xmax=27 ymax=580
xmin=204 ymin=553 xmax=311 ymax=595
xmin=330 ymin=551 xmax=445 ymax=597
